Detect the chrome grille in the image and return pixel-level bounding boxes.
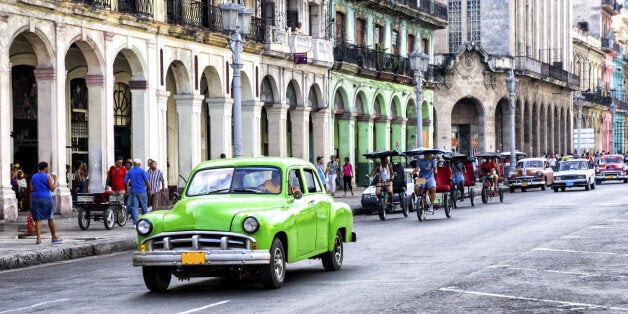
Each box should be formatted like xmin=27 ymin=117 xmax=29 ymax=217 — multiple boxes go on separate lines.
xmin=561 ymin=175 xmax=578 ymax=180
xmin=144 ymin=231 xmax=254 ymax=251
xmin=601 ymin=171 xmax=621 ymax=176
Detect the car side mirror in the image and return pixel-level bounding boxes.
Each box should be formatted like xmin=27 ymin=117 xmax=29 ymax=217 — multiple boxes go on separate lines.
xmin=292 ymin=188 xmax=303 ymax=200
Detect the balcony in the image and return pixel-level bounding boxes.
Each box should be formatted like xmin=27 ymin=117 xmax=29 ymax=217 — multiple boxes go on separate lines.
xmin=264 ymin=27 xmax=333 ymax=65
xmin=515 ymin=56 xmax=580 ymax=88
xmin=333 ymin=42 xmax=412 ymax=82
xmin=601 ymin=37 xmax=620 ymax=53
xmin=582 ymin=92 xmax=612 ymax=107
xmin=359 ymin=0 xmax=447 ymax=29
xmin=69 ymin=0 xmax=111 ymax=9
xmin=118 ymin=0 xmax=153 ymax=19
xmin=601 ymin=0 xmax=623 ymax=15
xmin=165 ymin=1 xmax=264 ymax=43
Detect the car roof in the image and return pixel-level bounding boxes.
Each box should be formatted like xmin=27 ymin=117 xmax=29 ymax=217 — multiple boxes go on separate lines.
xmin=519 ymin=158 xmax=546 ymax=162
xmin=193 ymin=157 xmax=315 ymax=171
xmin=561 ymin=159 xmax=588 ymax=162
xmin=601 ymin=154 xmax=624 ymax=158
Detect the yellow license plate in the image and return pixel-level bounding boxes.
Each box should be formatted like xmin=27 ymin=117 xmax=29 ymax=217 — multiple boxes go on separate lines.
xmin=521 ymin=182 xmax=528 ymax=187
xmin=181 ymin=252 xmax=205 ymax=265
xmin=607 ymin=176 xmax=615 ymax=179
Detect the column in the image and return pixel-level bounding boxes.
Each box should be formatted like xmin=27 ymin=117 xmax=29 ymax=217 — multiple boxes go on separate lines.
xmin=346 ymin=7 xmax=356 ymax=44
xmin=290 ymin=107 xmax=311 ymax=160
xmin=356 ymin=116 xmax=374 ymax=186
xmin=35 ymin=68 xmax=71 ymax=215
xmin=434 ymin=105 xmax=452 ymax=151
xmin=391 ymin=118 xmax=407 ymax=152
xmin=175 ymin=94 xmax=204 ymax=182
xmin=374 ymin=117 xmax=391 ymax=151
xmin=267 ymin=103 xmax=289 ymax=157
xmin=0 ymin=43 xmax=17 ymax=220
xmin=86 ymin=75 xmax=107 ymax=193
xmin=312 ymin=109 xmax=331 ymax=160
xmin=156 ymin=90 xmax=170 ymax=186
xmin=130 ymin=80 xmax=149 ymax=164
xmin=242 ymin=100 xmax=263 ymax=157
xmin=206 ymin=97 xmax=234 ymax=159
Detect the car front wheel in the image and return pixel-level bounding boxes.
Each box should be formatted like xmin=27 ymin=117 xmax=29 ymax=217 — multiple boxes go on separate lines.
xmin=142 ymin=266 xmax=172 ymax=292
xmin=261 ymin=238 xmax=286 ymax=289
xmin=322 ymin=231 xmax=343 ymax=271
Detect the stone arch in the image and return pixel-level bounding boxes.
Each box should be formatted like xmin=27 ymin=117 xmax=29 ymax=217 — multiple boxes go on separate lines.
xmin=9 ymin=28 xmax=54 ymax=68
xmin=451 ymin=96 xmax=486 ymax=155
xmin=515 ymin=98 xmax=523 ymax=150
xmin=333 ymin=86 xmax=348 ymax=113
xmin=373 ymin=94 xmax=385 ymax=118
xmin=240 ymin=71 xmax=253 ymax=101
xmin=65 ymin=37 xmax=104 ymax=76
xmin=286 ymin=79 xmax=301 ymax=107
xmin=532 ymin=102 xmax=539 ymax=156
xmin=354 ymin=91 xmax=367 ymax=116
xmin=406 ymin=98 xmax=418 ymax=149
xmin=200 ymin=66 xmax=223 ymax=98
xmin=112 ymin=46 xmax=147 ymax=80
xmin=553 ymin=106 xmax=560 ymax=154
xmin=261 ymin=75 xmax=278 ymax=105
xmin=494 ymin=97 xmax=510 ymax=152
xmin=167 ymin=60 xmax=192 ymax=95
xmin=307 ymin=83 xmax=324 ymax=111
xmin=391 ymin=95 xmax=401 ymax=119
xmin=523 ymin=100 xmax=532 ymax=155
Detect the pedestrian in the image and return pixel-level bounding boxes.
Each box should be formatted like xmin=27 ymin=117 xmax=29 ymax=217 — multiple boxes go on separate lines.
xmin=146 ymin=159 xmax=153 ymax=171
xmin=342 ymin=157 xmax=354 ymax=197
xmin=124 ymin=159 xmax=150 ymax=227
xmin=125 ymin=159 xmax=133 ymax=170
xmin=315 ymin=156 xmax=326 ymax=191
xmin=548 ymin=154 xmax=557 ymax=171
xmin=31 ymin=161 xmax=63 ymax=245
xmin=147 ymin=160 xmax=166 ymax=211
xmin=74 ymin=163 xmax=88 ymax=193
xmin=326 ymin=155 xmax=339 ymax=196
xmin=106 ymin=156 xmax=127 ymax=196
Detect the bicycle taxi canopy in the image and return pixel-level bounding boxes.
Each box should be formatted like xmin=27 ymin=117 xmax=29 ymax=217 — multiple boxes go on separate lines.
xmin=363 ymin=150 xmax=402 ymax=159
xmin=403 ymin=147 xmax=450 ymax=156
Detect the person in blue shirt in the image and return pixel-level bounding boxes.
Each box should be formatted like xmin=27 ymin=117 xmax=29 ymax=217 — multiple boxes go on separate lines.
xmin=451 ymin=159 xmax=466 ymax=199
xmin=124 ymin=159 xmax=151 ymax=227
xmin=412 ymin=153 xmax=438 ymax=211
xmin=31 ymin=161 xmax=63 ymax=244
xmin=315 ymin=156 xmax=327 ymax=191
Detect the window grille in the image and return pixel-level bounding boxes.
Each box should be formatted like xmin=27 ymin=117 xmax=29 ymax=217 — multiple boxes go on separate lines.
xmin=466 ymin=0 xmax=480 ymax=42
xmin=448 ymin=0 xmax=462 ymax=52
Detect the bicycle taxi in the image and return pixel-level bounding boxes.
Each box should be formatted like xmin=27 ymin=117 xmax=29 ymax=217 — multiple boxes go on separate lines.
xmin=475 ymin=152 xmax=504 ymax=204
xmin=363 ymin=150 xmax=409 ymax=220
xmin=404 ymin=147 xmax=454 ymax=221
xmin=444 ymin=153 xmax=476 ymax=208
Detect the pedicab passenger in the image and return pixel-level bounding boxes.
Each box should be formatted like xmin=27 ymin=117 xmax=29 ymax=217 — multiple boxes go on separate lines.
xmin=412 ymin=153 xmax=438 ymax=212
xmin=366 ymin=157 xmax=394 ymax=207
xmin=452 ymin=159 xmax=466 ymax=197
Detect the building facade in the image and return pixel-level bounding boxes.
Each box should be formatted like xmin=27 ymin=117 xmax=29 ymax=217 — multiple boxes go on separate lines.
xmin=329 ymin=0 xmax=447 ymax=185
xmin=432 ymin=0 xmax=578 ymax=157
xmin=0 ymin=0 xmax=334 ymax=220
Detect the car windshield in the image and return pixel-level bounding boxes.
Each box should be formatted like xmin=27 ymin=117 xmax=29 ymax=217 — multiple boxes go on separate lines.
xmin=522 ymin=160 xmax=544 ymax=168
xmin=601 ymin=156 xmax=623 ymax=164
xmin=186 ymin=167 xmax=282 ymax=196
xmin=559 ymin=161 xmax=588 ymax=171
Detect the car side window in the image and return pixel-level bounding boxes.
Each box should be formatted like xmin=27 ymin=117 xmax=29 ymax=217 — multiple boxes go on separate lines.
xmin=303 ymin=168 xmax=322 ymax=193
xmin=288 ymin=169 xmax=304 ymax=195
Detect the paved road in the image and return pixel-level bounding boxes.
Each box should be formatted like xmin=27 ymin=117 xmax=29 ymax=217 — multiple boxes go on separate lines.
xmin=1 ymin=183 xmax=627 ymax=313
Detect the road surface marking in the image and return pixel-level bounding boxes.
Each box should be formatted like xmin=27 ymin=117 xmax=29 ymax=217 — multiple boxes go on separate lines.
xmin=562 ymin=235 xmax=592 ymax=239
xmin=589 ymin=226 xmax=628 ymax=230
xmin=507 ymin=267 xmax=605 ymax=277
xmin=177 ymin=300 xmax=230 ymax=314
xmin=0 ymin=299 xmax=69 ymax=313
xmin=438 ymin=287 xmax=628 ymax=311
xmin=607 ymin=219 xmax=628 ymax=222
xmin=532 ymin=248 xmax=627 ymax=256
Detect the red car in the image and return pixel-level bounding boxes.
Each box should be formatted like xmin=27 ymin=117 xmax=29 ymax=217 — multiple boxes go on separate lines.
xmin=595 ymin=154 xmax=628 ymax=184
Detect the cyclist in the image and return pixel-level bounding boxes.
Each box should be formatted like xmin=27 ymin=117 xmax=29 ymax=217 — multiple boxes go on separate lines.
xmin=412 ymin=153 xmax=438 ymax=212
xmin=479 ymin=157 xmax=498 ymax=193
xmin=366 ymin=156 xmax=394 ymax=207
xmin=451 ymin=158 xmax=466 ymax=199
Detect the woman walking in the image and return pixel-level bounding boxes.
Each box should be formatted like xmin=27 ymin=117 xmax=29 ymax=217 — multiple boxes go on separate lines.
xmin=31 ymin=161 xmax=62 ymax=245
xmin=342 ymin=157 xmax=354 ymax=197
xmin=326 ymin=156 xmax=339 ymax=196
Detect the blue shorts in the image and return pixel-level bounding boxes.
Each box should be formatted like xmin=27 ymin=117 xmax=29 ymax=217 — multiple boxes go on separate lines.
xmin=32 ymin=196 xmax=55 ymax=221
xmin=453 ymin=174 xmax=464 ymax=185
xmin=417 ymin=176 xmax=436 ymax=189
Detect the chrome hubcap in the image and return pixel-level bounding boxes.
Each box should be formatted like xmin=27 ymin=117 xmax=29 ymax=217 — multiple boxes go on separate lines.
xmin=273 ymin=248 xmax=284 ymax=278
xmin=334 ymin=236 xmax=342 ymax=263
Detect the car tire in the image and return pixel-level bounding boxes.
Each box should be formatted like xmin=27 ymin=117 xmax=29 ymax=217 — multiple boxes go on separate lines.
xmin=521 ymin=187 xmax=527 ymax=192
xmin=561 ymin=187 xmax=566 ymax=192
xmin=103 ymin=208 xmax=115 ymax=230
xmin=553 ymin=187 xmax=558 ymax=192
xmin=322 ymin=231 xmax=343 ymax=271
xmin=78 ymin=207 xmax=90 ymax=230
xmin=142 ymin=266 xmax=172 ymax=292
xmin=261 ymin=238 xmax=286 ymax=289
xmin=595 ymin=179 xmax=601 ymax=185
xmin=541 ymin=180 xmax=546 ymax=191
xmin=585 ymin=182 xmax=590 ymax=191
xmin=624 ymin=179 xmax=628 ymax=184
xmin=509 ymin=186 xmax=515 ymax=193
xmin=591 ymin=181 xmax=595 ymax=190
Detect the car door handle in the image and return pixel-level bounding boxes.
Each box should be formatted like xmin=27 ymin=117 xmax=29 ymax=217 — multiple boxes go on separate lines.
xmin=308 ymin=200 xmax=315 ymax=205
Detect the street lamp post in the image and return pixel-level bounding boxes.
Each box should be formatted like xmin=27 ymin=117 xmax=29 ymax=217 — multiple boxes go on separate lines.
xmin=409 ymin=46 xmax=429 ymax=148
xmin=505 ymin=68 xmax=518 ymax=177
xmin=220 ymin=1 xmax=252 ymax=158
xmin=610 ymin=100 xmax=616 ymax=154
xmin=574 ymin=94 xmax=585 ymax=158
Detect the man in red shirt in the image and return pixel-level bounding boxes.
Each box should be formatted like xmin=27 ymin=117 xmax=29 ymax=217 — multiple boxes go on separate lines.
xmin=479 ymin=157 xmax=498 ymax=192
xmin=107 ymin=156 xmax=128 ymax=194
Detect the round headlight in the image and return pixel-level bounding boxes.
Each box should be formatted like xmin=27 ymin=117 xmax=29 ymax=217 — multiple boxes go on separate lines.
xmin=242 ymin=216 xmax=259 ymax=234
xmin=536 ymin=171 xmax=543 ymax=176
xmin=136 ymin=219 xmax=152 ymax=235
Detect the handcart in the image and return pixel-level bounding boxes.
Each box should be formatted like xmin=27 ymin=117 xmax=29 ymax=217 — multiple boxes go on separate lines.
xmin=74 ymin=192 xmax=128 ymax=230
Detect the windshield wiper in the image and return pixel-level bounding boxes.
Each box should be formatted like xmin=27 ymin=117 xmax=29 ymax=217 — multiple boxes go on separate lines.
xmin=205 ymin=188 xmax=231 ymax=194
xmin=232 ymin=188 xmax=263 ymax=194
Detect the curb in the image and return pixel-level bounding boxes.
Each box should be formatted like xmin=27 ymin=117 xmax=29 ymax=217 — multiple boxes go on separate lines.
xmin=0 ymin=237 xmax=137 ymax=271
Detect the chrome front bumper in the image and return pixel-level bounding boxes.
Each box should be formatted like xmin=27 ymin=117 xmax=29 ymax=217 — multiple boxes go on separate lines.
xmin=508 ymin=178 xmax=544 ymax=187
xmin=133 ymin=249 xmax=271 ymax=266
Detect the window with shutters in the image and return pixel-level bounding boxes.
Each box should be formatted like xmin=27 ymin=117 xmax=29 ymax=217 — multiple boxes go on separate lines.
xmin=392 ymin=29 xmax=399 ymax=55
xmin=262 ymin=1 xmax=275 ymax=26
xmin=407 ymin=34 xmax=416 ymax=54
xmin=356 ymin=18 xmax=366 ymax=46
xmin=374 ymin=24 xmax=384 ymax=49
xmin=335 ymin=12 xmax=345 ymax=42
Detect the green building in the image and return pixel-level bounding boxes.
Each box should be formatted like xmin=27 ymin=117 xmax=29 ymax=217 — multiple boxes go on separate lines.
xmin=329 ymin=0 xmax=447 ymax=185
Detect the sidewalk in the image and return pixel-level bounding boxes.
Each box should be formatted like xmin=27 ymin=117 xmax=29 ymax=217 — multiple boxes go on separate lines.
xmin=0 ymin=187 xmax=366 ymax=271
xmin=0 ymin=210 xmax=137 ymax=271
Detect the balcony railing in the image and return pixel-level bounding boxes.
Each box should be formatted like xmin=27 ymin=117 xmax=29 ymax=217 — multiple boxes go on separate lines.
xmin=165 ymin=1 xmax=264 ymax=43
xmin=515 ymin=56 xmax=580 ymax=87
xmin=601 ymin=0 xmax=623 ymax=14
xmin=70 ymin=0 xmax=111 ymax=9
xmin=118 ymin=0 xmax=153 ymax=18
xmin=583 ymin=92 xmax=612 ymax=106
xmin=601 ymin=37 xmax=620 ymax=52
xmin=368 ymin=0 xmax=447 ymax=22
xmin=333 ymin=43 xmax=411 ymax=76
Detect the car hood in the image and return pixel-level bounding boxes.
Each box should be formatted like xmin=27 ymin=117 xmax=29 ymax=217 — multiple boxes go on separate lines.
xmin=157 ymin=195 xmax=285 ymax=232
xmin=598 ymin=163 xmax=624 ymax=170
xmin=555 ymin=170 xmax=590 ymax=176
xmin=512 ymin=168 xmax=543 ymax=178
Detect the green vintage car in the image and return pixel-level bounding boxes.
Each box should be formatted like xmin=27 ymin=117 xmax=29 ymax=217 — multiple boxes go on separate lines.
xmin=133 ymin=157 xmax=356 ymax=291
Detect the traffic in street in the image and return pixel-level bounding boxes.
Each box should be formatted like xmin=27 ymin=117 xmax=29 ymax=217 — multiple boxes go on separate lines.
xmin=1 ymin=180 xmax=626 ymax=313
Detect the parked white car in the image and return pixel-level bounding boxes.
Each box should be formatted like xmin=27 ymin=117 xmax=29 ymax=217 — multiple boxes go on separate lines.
xmin=552 ymin=159 xmax=596 ymax=192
